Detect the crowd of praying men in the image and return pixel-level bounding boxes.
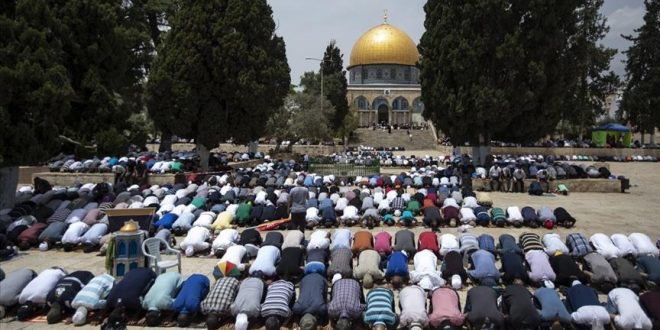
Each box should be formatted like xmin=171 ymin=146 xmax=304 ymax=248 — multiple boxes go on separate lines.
xmin=1 ymin=229 xmax=659 ymax=329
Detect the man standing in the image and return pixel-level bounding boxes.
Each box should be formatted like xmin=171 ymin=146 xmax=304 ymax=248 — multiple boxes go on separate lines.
xmin=289 ymin=180 xmax=309 ymax=233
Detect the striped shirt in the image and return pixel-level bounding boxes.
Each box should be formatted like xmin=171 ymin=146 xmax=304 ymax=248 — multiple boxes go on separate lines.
xmin=520 ymin=233 xmax=544 ymax=252
xmin=200 ymin=277 xmax=239 ymax=315
xmin=364 ymin=288 xmax=397 ymax=327
xmin=71 ymin=274 xmax=115 ymax=310
xmin=261 ymin=280 xmax=295 ymax=319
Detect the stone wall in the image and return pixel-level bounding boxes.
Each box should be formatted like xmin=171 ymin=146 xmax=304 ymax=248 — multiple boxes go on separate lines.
xmin=146 ymin=143 xmax=344 ymax=156
xmin=471 ymin=178 xmax=623 ymax=193
xmin=457 ymin=146 xmax=660 ymax=158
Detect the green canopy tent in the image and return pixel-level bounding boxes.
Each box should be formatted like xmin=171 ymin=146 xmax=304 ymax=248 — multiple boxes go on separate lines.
xmin=591 ymin=123 xmax=632 ymax=147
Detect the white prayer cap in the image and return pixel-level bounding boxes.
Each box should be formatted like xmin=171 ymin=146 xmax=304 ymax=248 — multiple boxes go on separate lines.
xmin=451 ymin=275 xmax=462 ymax=289
xmin=332 ymin=273 xmax=342 ymax=284
xmin=235 ymin=313 xmax=249 ymax=330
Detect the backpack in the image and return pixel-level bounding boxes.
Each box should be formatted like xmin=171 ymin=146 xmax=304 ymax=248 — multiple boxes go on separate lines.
xmin=528 ymin=181 xmax=544 ymax=196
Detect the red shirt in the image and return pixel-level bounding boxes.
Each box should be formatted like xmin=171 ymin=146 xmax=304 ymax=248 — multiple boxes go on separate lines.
xmin=423 ymin=198 xmax=435 ymax=209
xmin=418 ymin=231 xmax=440 ymax=254
xmin=374 ymin=231 xmax=392 ymax=255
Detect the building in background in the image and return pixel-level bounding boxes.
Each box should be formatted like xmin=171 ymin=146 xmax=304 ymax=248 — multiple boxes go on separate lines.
xmin=346 ymin=17 xmax=423 ymax=127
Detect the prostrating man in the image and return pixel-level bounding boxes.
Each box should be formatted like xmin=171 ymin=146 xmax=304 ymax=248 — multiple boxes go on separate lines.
xmin=45 ymin=270 xmax=95 ymax=324
xmin=105 ymin=268 xmax=156 ymax=327
xmin=17 ymin=267 xmax=67 ymax=321
xmin=363 ymin=287 xmax=397 ymax=329
xmin=328 ymin=278 xmax=365 ymax=330
xmin=292 ymin=273 xmax=328 ymax=328
xmin=142 ymin=272 xmax=182 ymax=326
xmin=353 ymin=249 xmax=385 ymax=289
xmin=464 ymin=286 xmax=504 ymax=329
xmin=428 ymin=287 xmax=465 ymax=329
xmin=230 ymin=277 xmax=265 ymax=330
xmin=607 ymin=287 xmax=652 ymax=330
xmin=201 ymin=277 xmax=239 ymax=329
xmin=399 ymin=285 xmax=429 ymax=329
xmin=501 ymin=284 xmax=541 ymax=329
xmin=260 ymin=280 xmax=295 ymax=330
xmin=172 ymin=273 xmax=210 ymax=327
xmin=468 ymin=249 xmax=500 ymax=287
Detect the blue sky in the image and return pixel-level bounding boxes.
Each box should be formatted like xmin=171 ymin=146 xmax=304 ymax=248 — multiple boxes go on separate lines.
xmin=267 ymin=0 xmax=645 ymax=86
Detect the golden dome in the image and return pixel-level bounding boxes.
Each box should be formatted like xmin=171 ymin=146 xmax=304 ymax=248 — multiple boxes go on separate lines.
xmin=349 ymin=23 xmax=420 ymax=68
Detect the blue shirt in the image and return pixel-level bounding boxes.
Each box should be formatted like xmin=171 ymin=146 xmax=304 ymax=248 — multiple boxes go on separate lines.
xmin=173 ymin=274 xmax=210 ymax=314
xmin=385 ymin=251 xmax=409 ymax=278
xmin=478 ymin=234 xmax=496 ymax=254
xmin=154 ymin=213 xmax=178 ymax=229
xmin=468 ymin=249 xmax=500 ymax=280
xmin=565 ymin=284 xmax=600 ymax=312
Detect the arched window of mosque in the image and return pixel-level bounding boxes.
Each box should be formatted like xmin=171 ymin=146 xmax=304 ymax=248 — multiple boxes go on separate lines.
xmin=376 ymin=69 xmax=382 ymax=79
xmin=393 ymin=97 xmax=409 ymax=111
xmin=355 ymin=96 xmax=368 ymax=110
xmin=413 ymin=97 xmax=424 ymax=113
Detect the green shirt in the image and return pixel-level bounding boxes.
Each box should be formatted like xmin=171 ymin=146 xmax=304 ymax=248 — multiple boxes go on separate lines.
xmin=236 ymin=202 xmax=252 ymax=223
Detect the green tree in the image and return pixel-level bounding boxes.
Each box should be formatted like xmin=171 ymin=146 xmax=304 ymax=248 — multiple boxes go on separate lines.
xmin=419 ymin=0 xmax=608 ymax=164
xmin=321 ymin=40 xmax=349 ymax=130
xmin=619 ymin=0 xmax=660 ymax=144
xmin=146 ymin=0 xmax=290 ymax=170
xmin=0 ymin=0 xmax=73 ymax=208
xmin=289 ymin=92 xmax=335 ymax=143
xmin=561 ymin=0 xmax=619 ymax=139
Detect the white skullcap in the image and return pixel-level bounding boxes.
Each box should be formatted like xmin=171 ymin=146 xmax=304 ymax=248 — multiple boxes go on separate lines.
xmin=235 ymin=313 xmax=249 ymax=330
xmin=451 ymin=275 xmax=462 ymax=289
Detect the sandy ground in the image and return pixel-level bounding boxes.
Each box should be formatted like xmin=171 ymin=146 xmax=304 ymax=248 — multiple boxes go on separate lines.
xmin=1 ymin=161 xmax=659 ymax=329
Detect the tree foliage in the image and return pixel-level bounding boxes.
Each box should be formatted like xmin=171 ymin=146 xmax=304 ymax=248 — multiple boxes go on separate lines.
xmin=419 ymin=0 xmax=617 ymax=146
xmin=619 ymin=0 xmax=660 ymax=137
xmin=146 ymin=0 xmax=290 ymax=165
xmin=1 ymin=0 xmax=149 ymax=165
xmin=265 ymin=92 xmax=335 ymax=144
xmin=0 ymin=0 xmax=73 ymax=166
xmin=321 ymin=40 xmax=349 ymax=130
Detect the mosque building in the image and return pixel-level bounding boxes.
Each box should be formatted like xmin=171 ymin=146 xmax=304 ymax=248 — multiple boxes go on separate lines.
xmin=347 ymin=15 xmax=424 ymax=127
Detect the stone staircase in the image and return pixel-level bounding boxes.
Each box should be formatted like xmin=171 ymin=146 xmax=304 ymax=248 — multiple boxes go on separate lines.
xmin=348 ymin=127 xmax=437 ymax=150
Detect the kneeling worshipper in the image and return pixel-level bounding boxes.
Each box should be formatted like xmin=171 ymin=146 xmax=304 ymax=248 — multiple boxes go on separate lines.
xmin=478 ymin=234 xmax=497 ymax=256
xmin=15 ymin=222 xmax=48 ymax=251
xmin=525 ymin=249 xmax=556 ymax=288
xmin=17 ymin=267 xmax=67 ymax=321
xmin=328 ymin=247 xmax=353 ymax=280
xmin=639 ymin=290 xmax=660 ymax=327
xmin=277 ymin=247 xmax=304 ymax=280
xmin=394 ymin=229 xmax=417 ymax=257
xmin=385 ymin=250 xmax=409 ymax=289
xmin=628 ymin=233 xmax=659 ymax=257
xmin=590 ymin=233 xmax=623 ymax=259
xmin=550 ymin=253 xmax=589 ymax=287
xmin=180 ymin=226 xmax=211 ymax=257
xmin=459 ymin=207 xmax=477 ymax=226
xmin=506 ymin=206 xmax=524 ymax=227
xmin=172 ymin=274 xmax=210 ymax=327
xmin=606 ymin=287 xmax=652 ymax=330
xmin=566 ymin=233 xmax=595 ymax=258
xmin=442 ymin=204 xmax=460 ymax=227
xmin=231 ymin=277 xmax=265 ymax=330
xmin=519 ymin=232 xmax=545 ymax=253
xmin=213 ymin=245 xmax=248 ymax=279
xmin=328 ymin=278 xmax=365 ymax=330
xmin=363 ymin=287 xmax=397 ymax=330
xmin=105 ymin=268 xmax=156 ymax=327
xmin=45 ymin=270 xmax=95 ymax=324
xmin=307 ymin=229 xmax=330 ymax=250
xmin=361 ymin=207 xmax=381 ymax=228
xmin=352 ymin=230 xmax=374 ymax=255
xmin=263 ymin=232 xmax=284 ymax=249
xmin=534 ymin=287 xmax=572 ymax=328
xmin=566 ymin=280 xmax=611 ymax=329
xmin=637 ymin=255 xmax=660 ymax=285
xmin=60 ymin=221 xmax=90 ymax=251
xmin=340 ymin=205 xmax=360 ymax=226
xmin=237 ymin=228 xmax=262 ymax=258
xmin=0 ymin=268 xmax=36 ymax=318
xmin=79 ymin=221 xmax=109 ymax=252
xmin=142 ymin=272 xmax=182 ymax=326
xmin=398 ymin=209 xmax=416 ymax=227
xmin=464 ymin=286 xmax=504 ymax=329
xmin=498 ymin=233 xmax=522 ymax=255
xmin=399 ymin=285 xmax=429 ymax=329
xmin=500 ymin=250 xmax=529 ymax=284
xmin=374 ymin=231 xmax=392 ymax=256
xmin=282 ymin=230 xmax=304 ymax=249
xmin=304 ymin=248 xmax=328 ymax=276
xmin=428 ymin=287 xmax=465 ymax=329
xmin=330 ymin=228 xmax=352 ymax=251
xmin=353 ymin=249 xmax=385 ymax=289
xmin=521 ymin=206 xmax=540 ymax=228
xmin=211 ymin=228 xmax=239 ymax=258
xmin=459 ymin=232 xmax=479 ymax=255
xmin=249 ymin=245 xmax=280 ymax=278
xmin=292 ymin=273 xmax=328 ymax=327
xmin=468 ymin=249 xmax=500 ymax=287
xmin=260 ymin=280 xmax=295 ymax=330
xmin=418 ymin=231 xmax=440 ymax=255
xmin=411 ymin=249 xmax=446 ymax=290
xmin=423 ymin=205 xmax=443 ymax=230
xmin=611 ymin=233 xmax=638 ymax=257
xmin=609 ymin=257 xmax=645 ymax=293
xmin=501 ymin=284 xmax=541 ymax=329
xmin=201 ymin=277 xmax=240 ymax=329
xmin=543 ymin=233 xmax=569 ymax=256
xmin=69 ymin=273 xmax=115 ymax=325
xmin=441 ymin=250 xmax=468 ymax=288
xmin=582 ymin=252 xmax=618 ymax=293
xmin=553 ymin=207 xmax=576 ymax=228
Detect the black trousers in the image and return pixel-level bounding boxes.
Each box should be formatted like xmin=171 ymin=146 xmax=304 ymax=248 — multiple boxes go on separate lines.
xmin=291 ymin=212 xmax=306 ymax=233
